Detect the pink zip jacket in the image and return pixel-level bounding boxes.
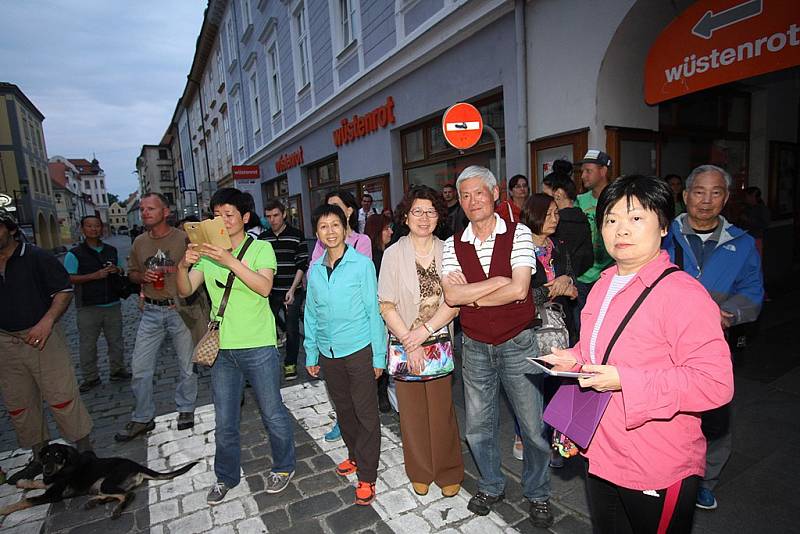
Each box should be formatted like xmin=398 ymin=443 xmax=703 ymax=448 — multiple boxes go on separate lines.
xmin=570 ymin=251 xmax=733 ymax=490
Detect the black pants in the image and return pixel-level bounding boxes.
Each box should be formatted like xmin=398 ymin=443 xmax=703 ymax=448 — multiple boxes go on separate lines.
xmin=319 ymin=346 xmax=380 ymax=483
xmin=268 ymin=289 xmax=304 ymax=366
xmin=587 ymin=473 xmax=699 ymax=534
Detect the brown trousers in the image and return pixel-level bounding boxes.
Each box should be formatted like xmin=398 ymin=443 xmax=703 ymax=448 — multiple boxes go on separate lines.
xmin=319 ymin=346 xmax=381 ymax=483
xmin=0 ymin=326 xmax=93 ymax=447
xmin=396 ymin=374 xmax=464 ymax=487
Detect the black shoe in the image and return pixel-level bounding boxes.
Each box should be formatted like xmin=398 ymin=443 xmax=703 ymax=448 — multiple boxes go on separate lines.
xmin=109 ymin=370 xmax=132 ymax=382
xmin=530 ymin=499 xmax=554 ymax=528
xmin=177 ymin=412 xmax=195 ymax=430
xmin=6 ymin=458 xmax=42 ymax=485
xmin=79 ymin=378 xmax=101 ymax=393
xmin=114 ymin=420 xmax=155 ymax=442
xmin=467 ymin=491 xmax=504 ymax=516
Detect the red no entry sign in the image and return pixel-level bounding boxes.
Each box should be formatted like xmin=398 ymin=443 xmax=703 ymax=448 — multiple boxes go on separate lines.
xmin=442 ymin=102 xmax=483 ymax=150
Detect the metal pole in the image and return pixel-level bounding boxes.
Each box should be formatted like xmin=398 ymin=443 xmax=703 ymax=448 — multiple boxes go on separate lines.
xmin=484 ymin=124 xmax=503 ymax=191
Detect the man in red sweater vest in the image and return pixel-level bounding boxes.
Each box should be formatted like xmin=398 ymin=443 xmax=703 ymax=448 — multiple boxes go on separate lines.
xmin=440 ymin=165 xmax=553 ymax=529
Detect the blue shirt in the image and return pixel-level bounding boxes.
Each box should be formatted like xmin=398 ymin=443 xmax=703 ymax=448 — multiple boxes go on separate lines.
xmin=64 ymin=244 xmax=124 ymax=308
xmin=304 ymin=246 xmax=387 ymax=368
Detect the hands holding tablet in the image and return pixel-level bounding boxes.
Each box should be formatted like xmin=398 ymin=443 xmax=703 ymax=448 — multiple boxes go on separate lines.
xmin=533 ymin=348 xmax=621 ymax=392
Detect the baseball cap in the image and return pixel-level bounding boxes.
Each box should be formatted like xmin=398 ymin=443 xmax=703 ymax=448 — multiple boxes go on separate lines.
xmin=577 ymin=149 xmax=612 ymax=167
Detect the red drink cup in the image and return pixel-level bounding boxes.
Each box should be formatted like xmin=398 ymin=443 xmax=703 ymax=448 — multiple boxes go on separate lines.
xmin=152 ymin=270 xmax=165 ymax=290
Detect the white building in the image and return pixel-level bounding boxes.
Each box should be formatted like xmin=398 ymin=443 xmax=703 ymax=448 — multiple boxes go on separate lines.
xmin=69 ymin=157 xmax=109 ymax=225
xmin=107 ymin=201 xmax=127 ymax=233
xmin=136 ymin=145 xmax=179 ymax=213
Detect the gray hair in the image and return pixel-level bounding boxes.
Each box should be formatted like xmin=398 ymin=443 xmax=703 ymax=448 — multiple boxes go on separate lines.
xmin=685 ymin=164 xmax=732 ymax=191
xmin=456 ymin=165 xmax=497 ymax=195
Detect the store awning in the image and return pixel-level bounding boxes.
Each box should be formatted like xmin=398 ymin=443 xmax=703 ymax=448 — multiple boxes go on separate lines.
xmin=644 ymin=0 xmax=800 ymax=105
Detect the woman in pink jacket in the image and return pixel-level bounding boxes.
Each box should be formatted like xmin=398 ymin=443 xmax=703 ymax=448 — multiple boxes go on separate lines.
xmin=542 ymin=175 xmax=733 ymax=534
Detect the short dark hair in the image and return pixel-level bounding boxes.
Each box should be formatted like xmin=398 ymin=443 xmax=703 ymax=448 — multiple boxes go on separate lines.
xmin=521 ymin=193 xmax=556 ymax=235
xmin=508 ymin=174 xmax=528 ymax=190
xmin=324 ymin=189 xmax=359 ymax=232
xmin=141 ymin=192 xmax=169 ymax=208
xmin=596 ymin=174 xmax=674 ymax=231
xmin=544 ymin=173 xmax=577 ymax=200
xmin=744 ymin=186 xmax=763 ymax=201
xmin=80 ymin=215 xmax=103 ymax=227
xmin=362 ymin=193 xmax=373 ymax=201
xmin=209 ymin=187 xmax=254 ymax=217
xmin=264 ymin=200 xmax=286 ymax=213
xmin=177 ymin=216 xmax=200 ymax=227
xmin=442 ymin=183 xmax=456 ymax=191
xmin=312 ymin=203 xmax=347 ymax=231
xmin=395 ymin=185 xmax=447 ymax=232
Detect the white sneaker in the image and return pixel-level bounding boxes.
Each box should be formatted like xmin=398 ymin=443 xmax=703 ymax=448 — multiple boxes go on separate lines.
xmin=513 ymin=435 xmax=523 ymax=461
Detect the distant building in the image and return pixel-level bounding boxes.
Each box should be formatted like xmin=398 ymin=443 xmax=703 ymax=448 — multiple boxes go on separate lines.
xmin=48 ymin=156 xmax=89 ymax=243
xmin=108 ymin=201 xmax=127 ymax=232
xmin=0 ymin=82 xmax=60 ymax=248
xmin=126 ymin=198 xmax=141 ymax=230
xmin=69 ymin=157 xmax=109 ymax=226
xmin=136 ymin=145 xmax=178 ymax=213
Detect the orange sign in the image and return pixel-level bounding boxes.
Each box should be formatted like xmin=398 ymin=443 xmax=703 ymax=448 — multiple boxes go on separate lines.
xmin=645 ymin=0 xmax=800 ymax=104
xmin=442 ymin=102 xmax=483 ymax=150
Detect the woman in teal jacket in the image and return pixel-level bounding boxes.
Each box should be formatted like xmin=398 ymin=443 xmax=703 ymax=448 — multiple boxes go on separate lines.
xmin=304 ymin=203 xmax=387 ymax=506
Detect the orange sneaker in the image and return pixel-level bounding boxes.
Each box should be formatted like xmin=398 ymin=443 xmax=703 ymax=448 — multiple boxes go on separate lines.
xmin=336 ymin=458 xmax=357 ymax=476
xmin=355 ymin=481 xmax=376 ymax=505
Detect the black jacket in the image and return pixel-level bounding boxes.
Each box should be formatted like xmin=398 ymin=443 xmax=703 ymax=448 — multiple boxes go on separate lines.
xmin=531 ymin=238 xmax=578 ymax=342
xmin=553 ymin=207 xmax=593 ymax=278
xmin=69 ymin=242 xmax=121 ymax=307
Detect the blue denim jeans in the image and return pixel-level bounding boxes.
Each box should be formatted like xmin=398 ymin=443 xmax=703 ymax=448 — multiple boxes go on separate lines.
xmin=131 ymin=304 xmax=196 ymax=422
xmin=462 ymin=328 xmax=551 ymax=501
xmin=211 ymin=346 xmax=296 ymax=487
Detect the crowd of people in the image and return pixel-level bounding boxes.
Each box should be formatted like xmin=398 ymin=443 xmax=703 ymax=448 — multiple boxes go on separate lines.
xmin=0 ymin=149 xmax=767 ymax=532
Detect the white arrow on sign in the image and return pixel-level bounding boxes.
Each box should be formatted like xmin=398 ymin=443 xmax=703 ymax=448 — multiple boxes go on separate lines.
xmin=692 ymin=0 xmax=762 ymax=40
xmin=445 ymin=121 xmax=481 ymax=131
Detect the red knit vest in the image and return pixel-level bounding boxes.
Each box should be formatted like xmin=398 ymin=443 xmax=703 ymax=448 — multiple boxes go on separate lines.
xmin=454 ymin=222 xmax=535 ymax=345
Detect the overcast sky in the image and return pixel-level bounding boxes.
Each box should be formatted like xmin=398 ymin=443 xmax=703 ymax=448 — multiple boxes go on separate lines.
xmin=1 ymin=1 xmax=205 ymax=199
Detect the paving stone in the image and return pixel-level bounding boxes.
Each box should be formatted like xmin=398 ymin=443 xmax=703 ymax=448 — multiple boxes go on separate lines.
xmin=297 ymin=471 xmax=341 ymax=496
xmin=166 ymin=509 xmax=212 ymax=533
xmin=420 ymin=495 xmax=473 ymax=529
xmin=245 ymin=474 xmax=264 ymax=493
xmin=380 ymin=488 xmax=418 ymax=516
xmin=253 ymin=483 xmax=302 ymax=511
xmin=0 ymin=521 xmax=46 ymax=534
xmin=181 ymin=489 xmax=210 ymax=514
xmin=381 ymin=464 xmax=409 ymax=488
xmin=259 ymin=508 xmax=290 ymax=532
xmin=325 ymin=503 xmax=382 ymax=533
xmin=64 ymin=511 xmax=134 ymax=534
xmin=236 ymin=516 xmax=268 ymax=533
xmin=310 ymin=454 xmax=335 ymax=471
xmin=210 ymin=499 xmax=246 ymax=525
xmin=550 ymin=514 xmax=592 ymax=534
xmin=460 ymin=516 xmax=507 ymax=533
xmin=286 ymin=519 xmax=326 ymax=534
xmin=287 ymin=491 xmax=342 ymax=522
xmin=148 ymin=499 xmax=179 ymax=524
xmin=381 ymin=447 xmax=405 ymax=468
xmin=157 ymin=476 xmax=195 ymax=501
xmin=386 ymin=512 xmax=433 ymax=533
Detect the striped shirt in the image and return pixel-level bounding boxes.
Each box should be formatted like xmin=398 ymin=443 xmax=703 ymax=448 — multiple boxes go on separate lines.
xmin=258 ymin=225 xmax=308 ymax=293
xmin=589 ymin=272 xmax=636 ymax=363
xmin=441 ymin=213 xmax=536 ymax=276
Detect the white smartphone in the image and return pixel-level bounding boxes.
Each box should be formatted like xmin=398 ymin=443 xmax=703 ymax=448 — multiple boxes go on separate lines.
xmin=527 ymin=357 xmax=596 ymax=378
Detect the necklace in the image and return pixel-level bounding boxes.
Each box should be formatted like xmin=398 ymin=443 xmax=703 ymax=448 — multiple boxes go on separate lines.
xmin=414 ymin=239 xmax=435 ymax=258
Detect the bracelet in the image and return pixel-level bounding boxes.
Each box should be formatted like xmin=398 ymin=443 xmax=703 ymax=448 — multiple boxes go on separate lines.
xmin=423 ymin=322 xmax=435 ymax=335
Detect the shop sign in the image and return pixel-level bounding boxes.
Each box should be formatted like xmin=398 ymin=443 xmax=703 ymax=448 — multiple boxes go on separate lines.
xmin=232 ymin=165 xmax=260 ymax=180
xmin=442 ymin=102 xmax=484 ymax=150
xmin=332 ymin=96 xmax=395 ymax=147
xmin=275 ymin=146 xmax=304 ymax=173
xmin=645 ymin=0 xmax=800 ymax=104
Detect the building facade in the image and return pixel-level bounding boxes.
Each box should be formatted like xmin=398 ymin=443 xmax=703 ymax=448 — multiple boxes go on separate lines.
xmin=159 ymin=0 xmax=797 ymax=284
xmin=0 ymin=82 xmax=60 ymax=248
xmin=135 ymin=144 xmax=179 ymax=213
xmin=48 ymin=156 xmax=89 ymax=243
xmin=108 ymin=201 xmax=128 ymax=233
xmin=69 ymin=157 xmax=109 ymax=227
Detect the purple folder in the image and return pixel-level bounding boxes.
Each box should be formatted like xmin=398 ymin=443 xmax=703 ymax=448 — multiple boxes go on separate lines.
xmin=543 ymin=383 xmax=611 ymax=450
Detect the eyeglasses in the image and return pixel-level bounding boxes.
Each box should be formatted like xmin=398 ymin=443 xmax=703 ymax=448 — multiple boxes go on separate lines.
xmin=409 ymin=208 xmax=438 ymax=218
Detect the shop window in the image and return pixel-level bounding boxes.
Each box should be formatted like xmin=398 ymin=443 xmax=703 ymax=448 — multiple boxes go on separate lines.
xmin=768 ymin=141 xmax=798 ymax=220
xmin=263 ymin=175 xmax=289 ymax=202
xmin=287 ymin=194 xmax=304 ymax=235
xmin=402 ymin=94 xmax=505 ymax=192
xmin=529 ymin=129 xmax=588 ymax=192
xmin=307 ymin=157 xmax=340 ymax=211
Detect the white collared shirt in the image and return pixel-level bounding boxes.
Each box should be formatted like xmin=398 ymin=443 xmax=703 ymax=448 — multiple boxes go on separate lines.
xmin=442 ymin=213 xmax=535 ymax=276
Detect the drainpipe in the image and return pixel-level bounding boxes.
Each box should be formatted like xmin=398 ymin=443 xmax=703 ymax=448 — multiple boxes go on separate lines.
xmin=515 ymin=0 xmax=528 ymax=179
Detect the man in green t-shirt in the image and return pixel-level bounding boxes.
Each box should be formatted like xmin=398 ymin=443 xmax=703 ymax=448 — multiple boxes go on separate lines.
xmin=573 ymin=150 xmax=614 ymax=331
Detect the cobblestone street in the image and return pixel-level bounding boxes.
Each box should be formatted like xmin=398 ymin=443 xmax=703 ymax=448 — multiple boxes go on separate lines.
xmin=0 ymin=238 xmax=798 ymax=533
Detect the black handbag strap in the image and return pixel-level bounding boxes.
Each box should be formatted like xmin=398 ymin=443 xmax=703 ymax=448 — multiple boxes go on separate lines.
xmin=600 ymin=267 xmax=679 ymax=365
xmin=216 ymin=237 xmax=253 ymax=320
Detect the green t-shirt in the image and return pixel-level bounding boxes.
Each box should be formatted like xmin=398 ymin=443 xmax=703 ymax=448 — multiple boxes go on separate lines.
xmin=195 ymin=238 xmax=277 ymax=349
xmin=575 ymin=191 xmax=614 ymax=283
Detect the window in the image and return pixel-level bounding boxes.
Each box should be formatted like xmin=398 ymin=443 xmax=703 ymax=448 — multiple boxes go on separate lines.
xmin=339 ymin=0 xmax=357 ymax=49
xmin=222 ymin=112 xmax=232 ymax=159
xmin=102 ymin=194 xmax=107 ymax=204
xmin=216 ymin=49 xmax=224 ymax=85
xmin=100 ymin=179 xmax=104 ymax=188
xmin=160 ymin=170 xmax=171 ymax=181
xmin=213 ymin=123 xmax=222 ymax=170
xmin=249 ymin=72 xmax=262 ymax=135
xmin=226 ymin=18 xmax=237 ymax=65
xmin=307 ymin=157 xmax=340 ymax=210
xmin=159 ymin=149 xmax=169 ymax=160
xmin=234 ymin=98 xmax=245 ymax=153
xmin=294 ymin=5 xmax=311 ymax=89
xmin=84 ymin=180 xmax=90 ymax=189
xmin=267 ymin=43 xmax=282 ymax=115
xmin=241 ymin=0 xmax=252 ymax=28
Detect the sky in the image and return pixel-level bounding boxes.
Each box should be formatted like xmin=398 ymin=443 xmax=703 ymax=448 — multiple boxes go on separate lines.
xmin=0 ymin=0 xmax=206 ymax=199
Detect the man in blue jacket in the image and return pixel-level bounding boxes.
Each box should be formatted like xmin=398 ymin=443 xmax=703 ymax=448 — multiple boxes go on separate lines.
xmin=664 ymin=164 xmax=764 ymax=511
